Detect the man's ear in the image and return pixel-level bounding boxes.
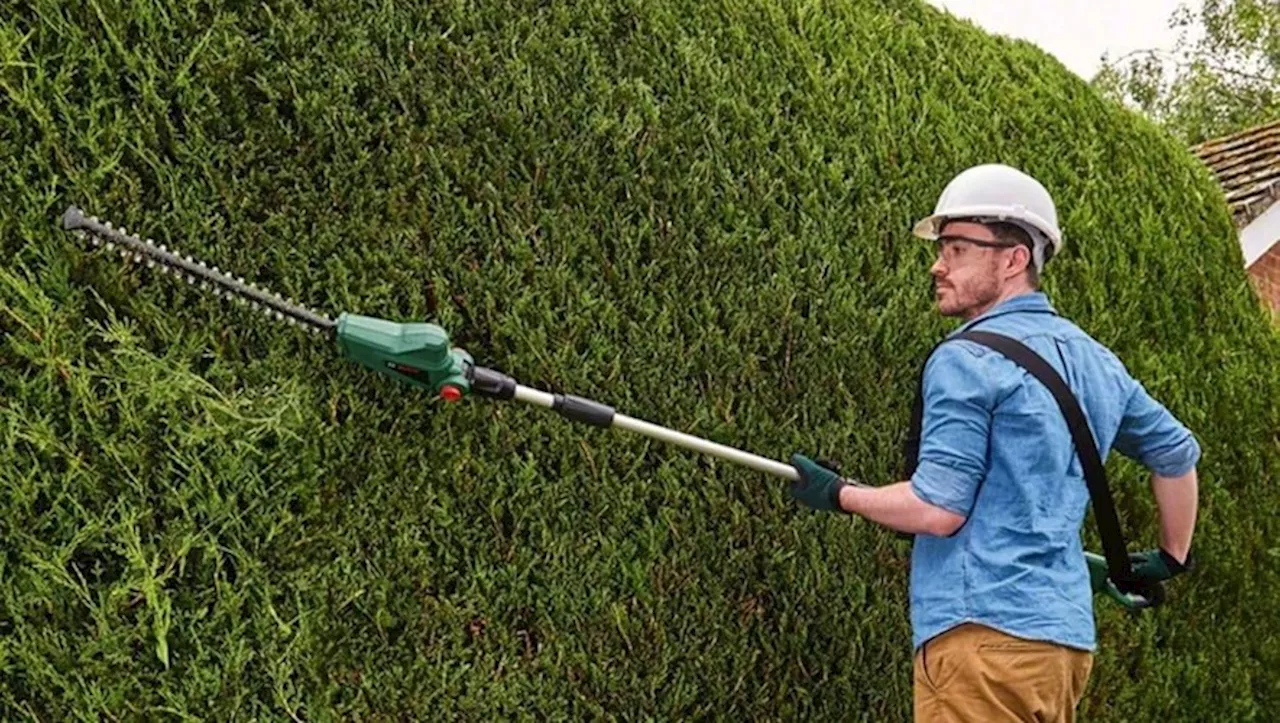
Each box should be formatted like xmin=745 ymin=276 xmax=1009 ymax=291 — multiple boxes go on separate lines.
xmin=1006 ymin=244 xmax=1031 ymax=279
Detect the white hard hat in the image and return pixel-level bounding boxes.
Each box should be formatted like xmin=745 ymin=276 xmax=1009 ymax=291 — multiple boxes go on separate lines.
xmin=913 ymin=164 xmax=1063 ymax=272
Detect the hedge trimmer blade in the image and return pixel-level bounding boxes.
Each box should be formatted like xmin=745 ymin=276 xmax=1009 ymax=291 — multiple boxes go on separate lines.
xmin=62 ymin=205 xmax=336 ymax=335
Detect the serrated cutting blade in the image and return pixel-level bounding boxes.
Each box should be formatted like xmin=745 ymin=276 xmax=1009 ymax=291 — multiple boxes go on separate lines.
xmin=62 ymin=205 xmax=337 ymax=335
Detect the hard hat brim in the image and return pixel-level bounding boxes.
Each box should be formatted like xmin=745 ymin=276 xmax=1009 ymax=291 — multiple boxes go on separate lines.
xmin=912 ymin=214 xmax=945 ymax=240
xmin=911 ymin=205 xmax=1062 ymax=250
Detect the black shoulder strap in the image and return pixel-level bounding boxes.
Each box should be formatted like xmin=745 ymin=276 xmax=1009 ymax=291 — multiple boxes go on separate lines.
xmin=951 ymin=331 xmax=1140 ymax=591
xmin=899 ymin=307 xmax=1052 ymax=478
xmin=902 ymin=329 xmax=1145 ymax=592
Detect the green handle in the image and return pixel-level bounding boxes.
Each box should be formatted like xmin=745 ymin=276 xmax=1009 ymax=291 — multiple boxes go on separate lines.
xmin=1086 ymin=552 xmax=1165 ymax=611
xmin=335 ymin=313 xmax=473 ymax=400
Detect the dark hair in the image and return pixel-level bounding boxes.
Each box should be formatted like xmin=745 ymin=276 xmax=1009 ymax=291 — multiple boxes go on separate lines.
xmin=987 ymin=221 xmax=1041 ymax=287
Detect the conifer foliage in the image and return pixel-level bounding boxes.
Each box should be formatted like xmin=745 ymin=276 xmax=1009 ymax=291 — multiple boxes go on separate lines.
xmin=2 ymin=0 xmax=1277 ymax=719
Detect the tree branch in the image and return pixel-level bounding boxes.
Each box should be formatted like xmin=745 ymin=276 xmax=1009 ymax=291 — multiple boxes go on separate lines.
xmin=1104 ymin=47 xmax=1276 ymax=84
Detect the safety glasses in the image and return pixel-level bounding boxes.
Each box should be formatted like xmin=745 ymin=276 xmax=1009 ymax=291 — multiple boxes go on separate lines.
xmin=932 ymin=235 xmax=1025 ymax=265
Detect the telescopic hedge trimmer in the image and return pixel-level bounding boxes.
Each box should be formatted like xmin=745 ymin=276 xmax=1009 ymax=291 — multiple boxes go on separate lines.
xmin=61 ymin=206 xmax=802 ymax=480
xmin=61 ymin=205 xmax=1157 ymax=611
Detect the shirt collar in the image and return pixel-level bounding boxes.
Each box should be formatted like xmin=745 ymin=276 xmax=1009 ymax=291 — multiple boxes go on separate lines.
xmin=952 ymin=291 xmax=1057 ymax=336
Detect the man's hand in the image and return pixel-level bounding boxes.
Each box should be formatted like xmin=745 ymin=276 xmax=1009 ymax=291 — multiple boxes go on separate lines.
xmin=1085 ymin=552 xmax=1166 ymax=610
xmin=789 ymin=454 xmax=850 ymax=513
xmin=788 ymin=457 xmax=968 ymax=535
xmin=1129 ymin=547 xmax=1194 ymax=582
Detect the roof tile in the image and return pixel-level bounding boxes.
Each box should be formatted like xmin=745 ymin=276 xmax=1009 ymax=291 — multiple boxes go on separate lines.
xmin=1191 ymin=119 xmax=1280 ymax=227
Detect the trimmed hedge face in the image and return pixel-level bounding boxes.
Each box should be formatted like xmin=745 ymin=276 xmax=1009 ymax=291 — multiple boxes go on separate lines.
xmin=2 ymin=0 xmax=1278 ymax=719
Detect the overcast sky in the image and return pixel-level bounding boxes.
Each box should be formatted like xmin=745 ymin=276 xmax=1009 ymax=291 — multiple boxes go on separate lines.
xmin=924 ymin=0 xmax=1200 ymax=80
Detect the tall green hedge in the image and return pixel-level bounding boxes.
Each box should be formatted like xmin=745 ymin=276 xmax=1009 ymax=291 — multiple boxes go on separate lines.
xmin=3 ymin=0 xmax=1278 ymax=719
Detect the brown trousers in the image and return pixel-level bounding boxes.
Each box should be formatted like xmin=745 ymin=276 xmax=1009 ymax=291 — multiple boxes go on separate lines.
xmin=913 ymin=623 xmax=1093 ymax=723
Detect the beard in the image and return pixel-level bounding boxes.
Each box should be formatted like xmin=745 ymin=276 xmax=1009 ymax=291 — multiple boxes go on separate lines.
xmin=935 ymin=264 xmax=1002 ymax=319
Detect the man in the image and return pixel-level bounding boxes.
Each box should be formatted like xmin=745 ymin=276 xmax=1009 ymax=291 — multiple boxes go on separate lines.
xmin=787 ymin=164 xmax=1201 ymax=722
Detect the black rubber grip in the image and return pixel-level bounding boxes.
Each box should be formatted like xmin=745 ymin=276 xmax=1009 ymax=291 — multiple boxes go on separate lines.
xmin=552 ymin=394 xmax=615 ymax=427
xmin=1115 ymin=578 xmax=1166 ymax=607
xmin=468 ymin=366 xmax=517 ymax=400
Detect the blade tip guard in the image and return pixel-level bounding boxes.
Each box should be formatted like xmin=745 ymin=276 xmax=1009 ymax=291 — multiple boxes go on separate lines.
xmin=62 ymin=205 xmax=86 ymax=230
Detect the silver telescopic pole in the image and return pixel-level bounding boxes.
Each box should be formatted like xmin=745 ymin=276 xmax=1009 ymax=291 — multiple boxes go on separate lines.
xmin=468 ymin=367 xmax=800 ymax=481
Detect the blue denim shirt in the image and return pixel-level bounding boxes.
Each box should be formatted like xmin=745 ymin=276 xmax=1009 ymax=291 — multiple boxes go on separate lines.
xmin=909 ymin=292 xmax=1201 ymax=652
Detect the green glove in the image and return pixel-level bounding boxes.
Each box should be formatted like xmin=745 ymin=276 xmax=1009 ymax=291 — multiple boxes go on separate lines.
xmin=1128 ymin=548 xmax=1193 ymax=582
xmin=1085 ymin=552 xmax=1173 ymax=611
xmin=789 ymin=454 xmax=850 ymax=513
xmin=1085 ymin=552 xmax=1148 ymax=610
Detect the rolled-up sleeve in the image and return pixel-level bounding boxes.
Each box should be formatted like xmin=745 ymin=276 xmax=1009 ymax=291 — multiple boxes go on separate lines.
xmin=1113 ymin=379 xmax=1201 ymax=477
xmin=909 ymin=343 xmax=996 ymax=517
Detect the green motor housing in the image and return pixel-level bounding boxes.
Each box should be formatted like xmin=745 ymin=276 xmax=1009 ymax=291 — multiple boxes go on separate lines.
xmin=335 ymin=313 xmax=473 ymax=401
